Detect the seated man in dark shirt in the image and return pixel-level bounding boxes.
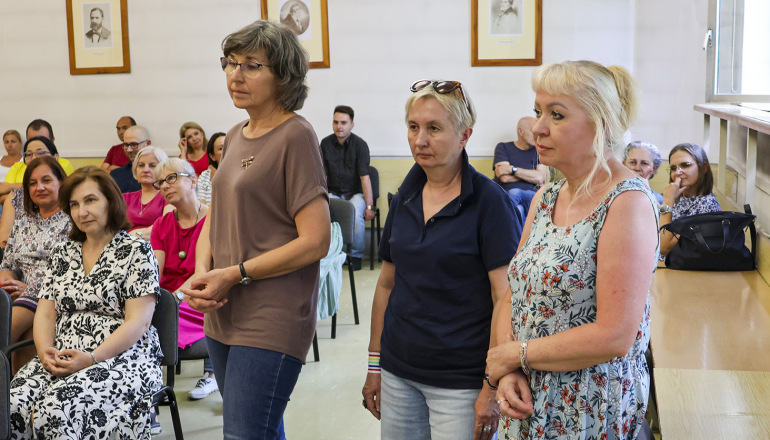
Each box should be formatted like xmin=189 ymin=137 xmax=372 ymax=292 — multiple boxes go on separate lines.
xmin=493 ymin=116 xmax=549 ymax=221
xmin=110 ymin=125 xmax=150 ymax=193
xmin=320 ymin=106 xmax=374 ymax=270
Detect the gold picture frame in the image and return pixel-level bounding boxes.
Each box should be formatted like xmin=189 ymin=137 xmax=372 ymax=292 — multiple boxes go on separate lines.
xmin=66 ymin=0 xmax=130 ymax=75
xmin=472 ymin=0 xmax=542 ymax=67
xmin=261 ymin=0 xmax=330 ymax=69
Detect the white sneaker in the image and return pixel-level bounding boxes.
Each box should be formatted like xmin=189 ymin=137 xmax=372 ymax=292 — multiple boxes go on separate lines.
xmin=188 ymin=376 xmax=218 ymax=400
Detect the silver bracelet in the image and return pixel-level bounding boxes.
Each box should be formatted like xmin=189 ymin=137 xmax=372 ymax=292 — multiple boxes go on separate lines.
xmin=520 ymin=340 xmax=532 ymax=376
xmin=90 ymin=351 xmax=98 ymax=365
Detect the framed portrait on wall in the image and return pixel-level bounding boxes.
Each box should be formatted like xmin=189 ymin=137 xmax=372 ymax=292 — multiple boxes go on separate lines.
xmin=261 ymin=0 xmax=330 ymax=68
xmin=66 ymin=0 xmax=130 ymax=74
xmin=472 ymin=0 xmax=542 ymax=66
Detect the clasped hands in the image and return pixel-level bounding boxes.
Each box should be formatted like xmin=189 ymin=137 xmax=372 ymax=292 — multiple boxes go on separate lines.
xmin=40 ymin=347 xmax=94 ymax=378
xmin=180 ymin=267 xmax=234 ymax=313
xmin=486 ymin=337 xmax=534 ymax=420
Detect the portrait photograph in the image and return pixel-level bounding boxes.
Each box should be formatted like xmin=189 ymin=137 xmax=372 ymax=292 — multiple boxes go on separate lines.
xmin=279 ymin=0 xmax=312 ymax=40
xmin=82 ymin=2 xmax=113 ymax=49
xmin=262 ymin=0 xmax=329 ymax=68
xmin=490 ymin=0 xmax=523 ymax=36
xmin=66 ymin=0 xmax=130 ymax=74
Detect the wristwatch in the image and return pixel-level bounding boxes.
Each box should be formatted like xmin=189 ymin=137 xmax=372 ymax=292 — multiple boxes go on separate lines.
xmin=239 ymin=262 xmax=252 ymax=285
xmin=659 ymin=204 xmax=673 ymax=214
xmin=510 ymin=166 xmax=519 ymax=175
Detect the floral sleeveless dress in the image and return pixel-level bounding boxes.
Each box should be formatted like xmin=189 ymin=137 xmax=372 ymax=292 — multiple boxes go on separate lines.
xmin=500 ymin=178 xmax=658 ymax=440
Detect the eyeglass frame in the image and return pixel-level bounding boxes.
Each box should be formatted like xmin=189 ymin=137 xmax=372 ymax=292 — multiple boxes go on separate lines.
xmin=152 ymin=172 xmax=192 ymax=190
xmin=23 ymin=150 xmax=52 ymax=159
xmin=410 ymin=80 xmax=470 ymax=111
xmin=220 ymin=57 xmax=270 ymax=78
xmin=123 ymin=139 xmax=148 ymax=150
xmin=668 ymin=161 xmax=695 ymax=173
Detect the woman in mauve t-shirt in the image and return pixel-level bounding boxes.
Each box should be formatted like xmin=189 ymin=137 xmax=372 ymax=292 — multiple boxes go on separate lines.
xmin=182 ymin=20 xmax=330 ymax=440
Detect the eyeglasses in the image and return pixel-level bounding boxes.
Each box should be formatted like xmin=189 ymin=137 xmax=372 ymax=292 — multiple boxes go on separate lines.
xmin=24 ymin=150 xmax=51 ymax=158
xmin=410 ymin=80 xmax=470 ymax=111
xmin=153 ymin=172 xmax=191 ymax=190
xmin=123 ymin=140 xmax=148 ymax=150
xmin=669 ymin=162 xmax=694 ymax=173
xmin=220 ymin=57 xmax=270 ymax=79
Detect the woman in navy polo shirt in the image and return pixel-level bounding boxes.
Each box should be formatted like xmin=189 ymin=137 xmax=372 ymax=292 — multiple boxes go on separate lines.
xmin=361 ymin=80 xmax=522 ymax=440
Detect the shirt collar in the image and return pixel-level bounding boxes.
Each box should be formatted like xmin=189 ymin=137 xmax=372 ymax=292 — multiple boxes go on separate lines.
xmin=400 ymin=149 xmax=475 ymax=208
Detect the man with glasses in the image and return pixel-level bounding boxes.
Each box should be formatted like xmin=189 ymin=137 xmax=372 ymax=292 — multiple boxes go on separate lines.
xmin=102 ymin=116 xmax=136 ymax=172
xmin=320 ymin=105 xmax=374 ymax=271
xmin=110 ymin=125 xmax=150 ymax=193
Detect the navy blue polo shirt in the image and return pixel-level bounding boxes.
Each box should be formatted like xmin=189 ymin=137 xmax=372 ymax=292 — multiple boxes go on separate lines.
xmin=110 ymin=161 xmax=140 ymax=193
xmin=379 ymin=151 xmax=522 ymax=389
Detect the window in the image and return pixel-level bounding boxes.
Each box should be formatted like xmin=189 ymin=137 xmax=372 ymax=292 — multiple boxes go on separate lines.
xmin=706 ymin=0 xmax=770 ymax=102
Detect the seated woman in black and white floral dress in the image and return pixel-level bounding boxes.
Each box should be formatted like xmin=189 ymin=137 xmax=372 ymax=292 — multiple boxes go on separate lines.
xmin=9 ymin=166 xmax=163 ymax=440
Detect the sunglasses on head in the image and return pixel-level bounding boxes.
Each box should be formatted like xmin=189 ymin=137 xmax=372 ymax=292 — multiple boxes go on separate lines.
xmin=410 ymin=80 xmax=470 ymax=111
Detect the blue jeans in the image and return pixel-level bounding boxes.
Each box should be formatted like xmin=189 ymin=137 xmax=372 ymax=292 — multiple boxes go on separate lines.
xmin=506 ymin=188 xmax=536 ymax=221
xmin=329 ymin=193 xmax=366 ymax=259
xmin=206 ymin=337 xmax=303 ymax=440
xmin=380 ymin=369 xmax=493 ymax=440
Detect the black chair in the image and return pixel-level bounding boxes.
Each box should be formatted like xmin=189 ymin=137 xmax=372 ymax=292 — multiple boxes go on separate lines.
xmin=0 ymin=351 xmax=9 ymax=440
xmin=149 ymin=289 xmax=184 ymax=440
xmin=368 ymin=166 xmax=382 ymax=270
xmin=328 ymin=198 xmax=360 ymax=339
xmin=0 ymin=289 xmax=11 ymax=350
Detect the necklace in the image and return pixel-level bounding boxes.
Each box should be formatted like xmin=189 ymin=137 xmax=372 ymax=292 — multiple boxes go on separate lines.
xmin=176 ymin=202 xmax=202 ymax=260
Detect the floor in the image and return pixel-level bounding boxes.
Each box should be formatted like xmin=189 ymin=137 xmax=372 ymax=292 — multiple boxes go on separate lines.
xmin=154 ymin=261 xmax=383 ymax=440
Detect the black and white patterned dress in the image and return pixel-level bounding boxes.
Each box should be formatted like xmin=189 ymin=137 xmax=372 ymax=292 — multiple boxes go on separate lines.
xmin=9 ymin=231 xmax=163 ymax=440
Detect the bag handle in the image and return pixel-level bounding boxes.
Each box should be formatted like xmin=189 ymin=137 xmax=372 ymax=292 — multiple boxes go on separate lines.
xmin=690 ymin=220 xmax=729 ymax=254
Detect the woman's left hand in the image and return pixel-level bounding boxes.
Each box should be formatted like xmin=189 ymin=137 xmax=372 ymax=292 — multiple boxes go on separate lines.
xmin=473 ymin=385 xmax=501 ymax=440
xmin=486 ymin=335 xmax=520 ymax=384
xmin=47 ymin=349 xmax=94 ymax=378
xmin=181 ymin=267 xmax=235 ymax=312
xmin=1 ymin=279 xmax=27 ymax=300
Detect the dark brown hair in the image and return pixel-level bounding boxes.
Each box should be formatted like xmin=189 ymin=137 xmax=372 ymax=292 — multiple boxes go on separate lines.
xmin=668 ymin=142 xmax=714 ymax=197
xmin=59 ymin=166 xmax=130 ymax=242
xmin=22 ymin=156 xmax=67 ymax=216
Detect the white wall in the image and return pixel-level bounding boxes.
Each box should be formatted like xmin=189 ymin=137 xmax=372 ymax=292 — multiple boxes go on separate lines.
xmin=2 ymin=0 xmax=709 ymax=161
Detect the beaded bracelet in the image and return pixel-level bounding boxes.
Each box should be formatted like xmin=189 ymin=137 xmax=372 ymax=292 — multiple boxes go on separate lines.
xmin=368 ymin=352 xmax=381 ymax=374
xmin=90 ymin=352 xmax=98 ymax=365
xmin=520 ymin=340 xmax=532 ymax=376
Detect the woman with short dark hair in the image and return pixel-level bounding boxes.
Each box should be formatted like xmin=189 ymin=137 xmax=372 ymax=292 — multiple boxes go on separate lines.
xmin=183 ymin=20 xmax=329 ymax=439
xmin=10 ymin=166 xmax=162 ymax=439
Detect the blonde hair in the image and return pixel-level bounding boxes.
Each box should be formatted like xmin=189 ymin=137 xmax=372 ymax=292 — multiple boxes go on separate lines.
xmin=132 ymin=146 xmax=169 ymax=178
xmin=3 ymin=129 xmax=22 ymax=144
xmin=155 ymin=158 xmax=197 ymax=185
xmin=404 ymin=81 xmax=476 ymax=134
xmin=532 ymin=60 xmax=640 ymax=200
xmin=179 ymin=122 xmax=208 ymax=156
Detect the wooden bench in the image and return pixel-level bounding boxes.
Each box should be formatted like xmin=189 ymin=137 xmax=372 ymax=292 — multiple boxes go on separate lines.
xmin=649 ymin=233 xmax=770 ymax=439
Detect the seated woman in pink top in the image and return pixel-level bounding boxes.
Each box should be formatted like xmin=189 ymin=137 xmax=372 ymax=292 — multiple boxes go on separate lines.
xmin=177 ymin=122 xmax=209 ymax=176
xmin=150 ymin=158 xmax=217 ymax=400
xmin=123 ymin=146 xmax=170 ymax=240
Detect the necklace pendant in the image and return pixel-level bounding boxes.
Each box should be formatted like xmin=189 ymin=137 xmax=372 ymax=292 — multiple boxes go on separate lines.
xmin=178 ymin=250 xmax=187 ymax=260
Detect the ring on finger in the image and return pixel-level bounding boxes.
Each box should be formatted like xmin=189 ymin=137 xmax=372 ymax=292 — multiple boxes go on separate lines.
xmin=483 ymin=425 xmax=493 ymax=433
xmin=497 ymin=399 xmax=506 ymax=405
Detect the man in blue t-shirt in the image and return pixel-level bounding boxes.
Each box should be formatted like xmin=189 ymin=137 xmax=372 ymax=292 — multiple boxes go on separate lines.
xmin=493 ymin=116 xmax=550 ymax=220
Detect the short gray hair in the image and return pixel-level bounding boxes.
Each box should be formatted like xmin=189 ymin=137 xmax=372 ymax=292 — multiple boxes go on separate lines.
xmin=624 ymin=140 xmax=662 ymax=177
xmin=222 ymin=20 xmax=309 ymax=112
xmin=404 ymin=81 xmax=476 ymax=134
xmin=133 ymin=146 xmax=169 ymax=177
xmin=155 ymin=158 xmax=197 ymax=182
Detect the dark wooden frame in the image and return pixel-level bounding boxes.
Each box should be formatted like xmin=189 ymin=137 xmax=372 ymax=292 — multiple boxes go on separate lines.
xmin=471 ymin=0 xmax=542 ymax=67
xmin=66 ymin=0 xmax=131 ymax=75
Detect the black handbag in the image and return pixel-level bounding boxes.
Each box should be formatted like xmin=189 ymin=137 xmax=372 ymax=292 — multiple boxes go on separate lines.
xmin=662 ymin=204 xmax=757 ymax=271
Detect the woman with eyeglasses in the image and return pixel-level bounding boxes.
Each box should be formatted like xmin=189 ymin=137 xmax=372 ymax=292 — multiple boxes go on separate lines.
xmin=181 ymin=20 xmax=329 ymax=440
xmin=196 ymin=132 xmax=225 ymax=205
xmin=10 ymin=166 xmax=162 ymax=439
xmin=361 ymin=80 xmax=521 ymax=440
xmin=659 ymin=142 xmax=720 ymax=258
xmin=150 ymin=158 xmax=218 ymax=403
xmin=485 ymin=61 xmax=658 ymax=440
xmin=123 ymin=146 xmax=170 ymax=241
xmin=0 ymin=156 xmax=70 ymax=372
xmin=177 ymin=122 xmax=210 ymax=176
xmin=2 ymin=137 xmax=74 ymax=187
xmin=622 ymin=140 xmax=664 ymax=203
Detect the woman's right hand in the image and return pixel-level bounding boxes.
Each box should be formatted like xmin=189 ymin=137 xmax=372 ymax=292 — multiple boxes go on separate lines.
xmin=40 ymin=347 xmax=62 ymax=375
xmin=181 ymin=267 xmax=237 ymax=312
xmin=362 ymin=372 xmax=382 ymax=420
xmin=177 ymin=137 xmax=187 ymax=157
xmin=663 ymin=177 xmax=685 ymax=205
xmin=496 ymin=371 xmax=534 ymax=420
xmin=1 ymin=278 xmax=26 ymax=300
